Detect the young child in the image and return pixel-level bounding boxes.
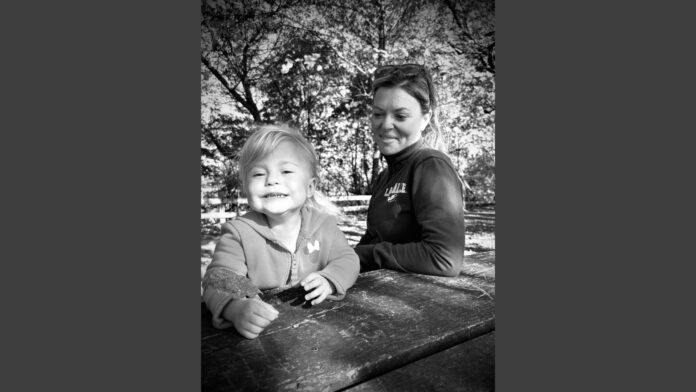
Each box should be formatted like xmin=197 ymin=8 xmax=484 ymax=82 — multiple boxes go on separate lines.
xmin=202 ymin=125 xmax=360 ymax=339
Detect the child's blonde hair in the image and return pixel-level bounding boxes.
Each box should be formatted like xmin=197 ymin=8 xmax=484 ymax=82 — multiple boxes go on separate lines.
xmin=238 ymin=124 xmax=342 ymax=217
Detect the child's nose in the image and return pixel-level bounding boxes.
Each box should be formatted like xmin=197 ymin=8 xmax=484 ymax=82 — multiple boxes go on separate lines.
xmin=266 ymin=171 xmax=280 ymax=185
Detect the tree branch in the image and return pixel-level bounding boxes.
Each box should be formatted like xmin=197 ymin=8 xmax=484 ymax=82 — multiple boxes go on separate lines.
xmin=202 ymin=124 xmax=235 ymax=159
xmin=201 ymin=55 xmax=262 ymax=122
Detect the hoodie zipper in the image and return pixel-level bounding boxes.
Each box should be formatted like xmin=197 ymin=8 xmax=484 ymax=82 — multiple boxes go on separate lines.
xmin=270 ymin=237 xmax=301 ymax=286
xmin=289 ymin=253 xmax=297 ymax=284
xmin=288 ymin=233 xmax=308 ymax=285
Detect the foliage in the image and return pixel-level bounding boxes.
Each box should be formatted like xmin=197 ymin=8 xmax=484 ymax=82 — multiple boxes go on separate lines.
xmin=200 ymin=0 xmax=495 ymax=204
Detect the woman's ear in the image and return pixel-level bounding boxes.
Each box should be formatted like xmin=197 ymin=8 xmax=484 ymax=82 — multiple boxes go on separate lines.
xmin=421 ymin=111 xmax=432 ymax=132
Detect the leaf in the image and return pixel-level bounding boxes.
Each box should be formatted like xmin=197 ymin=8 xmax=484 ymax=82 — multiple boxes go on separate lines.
xmin=281 ymin=59 xmax=294 ymax=74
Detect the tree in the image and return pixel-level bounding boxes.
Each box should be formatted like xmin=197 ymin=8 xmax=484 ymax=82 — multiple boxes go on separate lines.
xmin=441 ymin=0 xmax=495 ymax=74
xmin=201 ymin=0 xmax=305 ymax=122
xmin=200 ymin=0 xmax=496 ymax=204
xmin=309 ymin=0 xmax=427 ymax=181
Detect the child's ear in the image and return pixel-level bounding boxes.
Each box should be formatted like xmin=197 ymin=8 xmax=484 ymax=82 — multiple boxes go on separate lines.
xmin=307 ymin=178 xmax=316 ymax=196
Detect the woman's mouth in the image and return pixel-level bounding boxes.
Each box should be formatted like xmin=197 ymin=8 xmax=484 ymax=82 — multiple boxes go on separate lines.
xmin=378 ymin=135 xmax=397 ymax=142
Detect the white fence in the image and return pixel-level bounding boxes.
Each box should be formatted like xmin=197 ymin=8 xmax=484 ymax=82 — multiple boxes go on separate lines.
xmin=201 ymin=195 xmax=372 ymax=222
xmin=202 ymin=195 xmax=493 ymax=224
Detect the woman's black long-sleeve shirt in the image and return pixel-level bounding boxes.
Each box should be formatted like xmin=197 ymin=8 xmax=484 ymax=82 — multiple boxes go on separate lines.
xmin=354 ymin=140 xmax=466 ymax=277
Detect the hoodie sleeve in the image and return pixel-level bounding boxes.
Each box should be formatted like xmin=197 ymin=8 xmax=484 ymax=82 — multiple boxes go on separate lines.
xmin=358 ymin=157 xmax=465 ymax=277
xmin=202 ymin=222 xmax=256 ymax=329
xmin=316 ymin=217 xmax=360 ymax=300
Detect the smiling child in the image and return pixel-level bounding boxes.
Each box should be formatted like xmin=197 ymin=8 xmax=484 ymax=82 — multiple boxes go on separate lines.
xmin=202 ymin=125 xmax=359 ymax=339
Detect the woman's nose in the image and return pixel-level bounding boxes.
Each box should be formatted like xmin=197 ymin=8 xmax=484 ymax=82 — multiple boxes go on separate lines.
xmin=372 ymin=115 xmax=393 ymax=133
xmin=382 ymin=115 xmax=393 ymax=130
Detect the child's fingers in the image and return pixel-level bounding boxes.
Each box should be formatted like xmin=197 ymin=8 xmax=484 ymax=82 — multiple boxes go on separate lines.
xmin=305 ymin=284 xmax=330 ymax=302
xmin=300 ymin=273 xmax=320 ymax=287
xmin=304 ymin=286 xmax=323 ymax=301
xmin=261 ymin=301 xmax=279 ymax=316
xmin=241 ymin=320 xmax=265 ymax=334
xmin=238 ymin=329 xmax=259 ymax=339
xmin=301 ymin=277 xmax=323 ymax=291
xmin=250 ymin=298 xmax=279 ymax=319
xmin=311 ymin=290 xmax=329 ymax=306
xmin=247 ymin=313 xmax=273 ymax=329
xmin=252 ymin=305 xmax=278 ymax=322
xmin=237 ymin=321 xmax=262 ymax=339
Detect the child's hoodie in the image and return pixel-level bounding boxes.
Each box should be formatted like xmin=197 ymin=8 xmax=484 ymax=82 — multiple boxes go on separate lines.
xmin=203 ymin=205 xmax=359 ymax=329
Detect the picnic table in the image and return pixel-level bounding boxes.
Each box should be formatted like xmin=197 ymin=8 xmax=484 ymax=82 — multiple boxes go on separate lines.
xmin=202 ymin=251 xmax=495 ymax=392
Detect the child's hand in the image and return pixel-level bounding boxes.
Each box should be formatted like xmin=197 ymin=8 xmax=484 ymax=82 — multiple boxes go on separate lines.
xmin=300 ymin=273 xmax=334 ymax=305
xmin=223 ymin=296 xmax=279 ymax=339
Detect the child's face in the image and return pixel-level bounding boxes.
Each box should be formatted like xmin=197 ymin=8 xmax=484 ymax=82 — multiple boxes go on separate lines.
xmin=245 ymin=141 xmax=315 ymax=220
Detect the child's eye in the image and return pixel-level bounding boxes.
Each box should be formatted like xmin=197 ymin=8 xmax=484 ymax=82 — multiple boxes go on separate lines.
xmin=251 ymin=172 xmax=264 ymax=177
xmin=282 ymin=170 xmax=294 ymax=174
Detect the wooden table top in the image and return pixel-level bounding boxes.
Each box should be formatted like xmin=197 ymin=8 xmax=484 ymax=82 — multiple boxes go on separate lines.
xmin=202 ymin=251 xmax=495 ymax=392
xmin=347 ymin=331 xmax=495 ymax=391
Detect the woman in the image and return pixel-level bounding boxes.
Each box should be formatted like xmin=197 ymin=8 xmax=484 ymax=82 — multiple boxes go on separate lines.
xmin=354 ymin=64 xmax=466 ymax=277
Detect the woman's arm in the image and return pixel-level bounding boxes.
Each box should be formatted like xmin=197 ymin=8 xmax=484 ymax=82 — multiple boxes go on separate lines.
xmin=358 ymin=157 xmax=465 ymax=276
xmin=355 ymin=227 xmax=380 ymax=272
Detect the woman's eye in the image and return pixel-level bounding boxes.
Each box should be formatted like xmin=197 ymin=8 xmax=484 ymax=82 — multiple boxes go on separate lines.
xmin=251 ymin=172 xmax=264 ymax=177
xmin=371 ymin=112 xmax=383 ymax=118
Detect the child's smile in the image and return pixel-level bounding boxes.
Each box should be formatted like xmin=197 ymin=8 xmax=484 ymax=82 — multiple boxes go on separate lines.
xmin=263 ymin=192 xmax=289 ymax=198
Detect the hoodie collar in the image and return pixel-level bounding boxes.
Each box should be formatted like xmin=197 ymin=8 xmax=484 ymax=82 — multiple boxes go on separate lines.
xmin=235 ymin=205 xmax=326 ymax=244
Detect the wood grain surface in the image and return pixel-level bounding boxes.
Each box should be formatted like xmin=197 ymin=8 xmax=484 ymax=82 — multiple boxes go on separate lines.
xmin=202 ymin=251 xmax=495 ymax=392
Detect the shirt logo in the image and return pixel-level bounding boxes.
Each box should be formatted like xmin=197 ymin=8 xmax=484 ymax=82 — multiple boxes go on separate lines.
xmin=384 ymin=182 xmax=407 ymax=203
xmin=306 ymin=240 xmax=320 ymax=254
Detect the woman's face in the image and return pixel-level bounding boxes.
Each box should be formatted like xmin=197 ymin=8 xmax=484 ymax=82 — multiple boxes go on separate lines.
xmin=370 ymin=86 xmax=431 ymax=156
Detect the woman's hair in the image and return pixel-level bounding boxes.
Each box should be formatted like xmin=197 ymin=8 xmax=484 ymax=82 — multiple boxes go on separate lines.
xmin=237 ymin=124 xmax=342 ymax=217
xmin=372 ymin=64 xmax=446 ymax=152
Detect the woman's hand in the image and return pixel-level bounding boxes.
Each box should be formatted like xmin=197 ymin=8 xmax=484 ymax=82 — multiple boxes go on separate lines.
xmin=300 ymin=273 xmax=334 ymax=305
xmin=223 ymin=296 xmax=279 ymax=339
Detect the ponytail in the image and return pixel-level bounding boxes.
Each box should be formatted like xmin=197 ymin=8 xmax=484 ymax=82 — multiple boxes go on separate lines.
xmin=422 ymin=110 xmax=447 ymax=153
xmin=307 ymin=190 xmax=344 ymax=219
